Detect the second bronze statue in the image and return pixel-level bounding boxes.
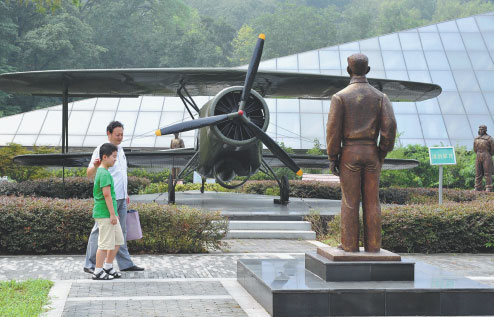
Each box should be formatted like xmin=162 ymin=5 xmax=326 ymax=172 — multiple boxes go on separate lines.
xmin=326 ymin=53 xmax=397 ymax=253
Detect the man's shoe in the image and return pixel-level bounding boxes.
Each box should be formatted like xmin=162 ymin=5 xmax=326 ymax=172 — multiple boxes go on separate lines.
xmin=120 ymin=265 xmax=144 ymax=272
xmin=83 ymin=267 xmax=94 ymax=274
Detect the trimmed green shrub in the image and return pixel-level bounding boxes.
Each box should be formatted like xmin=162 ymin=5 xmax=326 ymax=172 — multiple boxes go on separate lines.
xmin=0 ymin=196 xmax=228 ymax=254
xmin=0 ymin=176 xmax=150 ymax=199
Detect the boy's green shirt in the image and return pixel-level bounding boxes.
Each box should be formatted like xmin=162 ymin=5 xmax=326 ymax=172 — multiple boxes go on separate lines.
xmin=93 ymin=167 xmax=118 ymax=218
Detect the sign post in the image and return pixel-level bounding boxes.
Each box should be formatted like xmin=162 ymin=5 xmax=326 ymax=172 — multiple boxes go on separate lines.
xmin=428 ymin=147 xmax=456 ymax=204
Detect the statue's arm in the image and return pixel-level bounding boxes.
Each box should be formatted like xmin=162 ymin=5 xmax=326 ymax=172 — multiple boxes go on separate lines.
xmin=490 ymin=137 xmax=494 ymax=156
xmin=326 ymin=94 xmax=343 ymax=162
xmin=378 ymin=94 xmax=397 ymax=161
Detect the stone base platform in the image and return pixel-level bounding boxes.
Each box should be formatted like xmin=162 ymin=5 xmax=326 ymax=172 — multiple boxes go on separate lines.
xmin=237 ymin=258 xmax=494 ymax=317
xmin=317 ymin=246 xmax=402 ymax=261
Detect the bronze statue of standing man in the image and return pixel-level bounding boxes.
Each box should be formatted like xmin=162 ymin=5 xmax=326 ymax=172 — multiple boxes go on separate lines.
xmin=326 ymin=53 xmax=397 ymax=253
xmin=474 ymin=125 xmax=494 ymax=191
xmin=170 ymin=133 xmax=185 ymax=179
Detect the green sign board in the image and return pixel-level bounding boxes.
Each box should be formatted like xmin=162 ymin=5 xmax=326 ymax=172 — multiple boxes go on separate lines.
xmin=429 ymin=147 xmax=456 ymax=165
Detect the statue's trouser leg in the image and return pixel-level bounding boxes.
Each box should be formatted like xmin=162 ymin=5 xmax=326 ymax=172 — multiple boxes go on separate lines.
xmin=361 ymin=147 xmax=382 ymax=253
xmin=475 ymin=158 xmax=484 ymax=191
xmin=339 ymin=146 xmax=363 ymax=252
xmin=483 ymin=158 xmax=493 ymax=191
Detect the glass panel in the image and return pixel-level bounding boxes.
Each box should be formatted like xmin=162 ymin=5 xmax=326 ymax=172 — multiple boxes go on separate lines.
xmin=267 ymin=113 xmax=276 ymax=136
xmin=140 ymin=97 xmax=164 ymax=111
xmin=446 ymin=51 xmax=472 ymax=70
xmin=476 ymin=16 xmax=494 ymax=32
xmin=181 ymin=136 xmax=195 ymax=148
xmin=298 ymin=51 xmax=319 ymax=69
xmin=440 ymin=33 xmax=466 ymax=51
xmin=457 ymin=17 xmax=479 ymax=32
xmin=453 ymin=71 xmax=480 ymax=91
xmin=419 ymin=115 xmax=449 ymax=138
xmin=339 ymin=51 xmax=359 ymax=69
xmin=476 ymin=71 xmax=494 ymax=91
xmin=300 ymin=99 xmax=322 ymax=113
xmin=0 ymin=135 xmax=14 ymax=145
xmin=0 ymin=113 xmax=23 ymax=134
xmin=408 ymin=71 xmax=432 ymax=83
xmin=265 ymin=98 xmax=276 ymax=113
xmin=368 ymin=70 xmax=386 ymax=78
xmin=437 ymin=21 xmax=458 ymax=32
xmin=133 ymin=112 xmax=161 ymax=136
xmin=482 ymin=33 xmax=494 ymax=50
xmin=322 ymin=100 xmax=330 ymax=113
xmin=17 ymin=110 xmax=47 ymax=134
xmin=131 ymin=136 xmax=156 ymax=148
xmin=425 ymin=139 xmax=451 ymax=147
xmin=87 ymin=111 xmax=115 ymax=135
xmin=418 ymin=25 xmax=438 ymax=32
xmin=276 ymin=55 xmax=298 ymax=70
xmin=395 ymin=115 xmax=423 ymax=138
xmin=425 ymin=51 xmax=450 ymax=70
xmin=40 ymin=111 xmax=62 ymax=134
xmin=450 ymin=139 xmax=472 ymax=148
xmin=379 ymin=34 xmax=401 ymax=50
xmin=483 ymin=92 xmax=494 ymax=113
xmin=72 ymin=98 xmax=97 ymax=111
xmin=95 ymin=98 xmax=119 ymax=111
xmin=339 ymin=42 xmax=359 ymax=50
xmin=321 ymin=69 xmax=342 ymax=75
xmin=277 ymin=113 xmax=300 ymax=138
xmin=437 ymin=91 xmax=465 ymax=114
xmin=154 ymin=135 xmax=173 ymax=148
xmin=468 ymin=115 xmax=494 ymax=137
xmin=462 ymin=33 xmax=487 ymax=51
xmin=35 ymin=135 xmax=60 ymax=146
xmin=399 ymin=33 xmax=422 ymax=50
xmin=118 ymin=97 xmax=141 ymax=111
xmin=300 ymin=114 xmax=324 ymax=139
xmin=430 ymin=71 xmax=457 ymax=91
xmin=259 ymin=59 xmax=276 ymax=70
xmin=360 ymin=51 xmax=384 ymax=70
xmin=83 ymin=136 xmax=107 ymax=147
xmin=386 ymin=71 xmax=408 ymax=80
xmin=320 ymin=45 xmax=338 ymax=51
xmin=114 ymin=111 xmax=138 ymax=136
xmin=416 ymin=98 xmax=441 ymax=114
xmin=302 ymin=138 xmax=325 ymax=149
xmin=443 ymin=115 xmax=473 ymax=139
xmin=393 ymin=102 xmax=416 ymax=114
xmin=13 ymin=135 xmax=37 ymax=145
xmin=397 ymin=138 xmax=425 ymax=146
xmin=419 ymin=33 xmax=443 ymax=50
xmin=276 ymin=137 xmax=301 ymax=149
xmin=299 ymin=69 xmax=320 ymax=74
xmin=460 ymin=92 xmax=487 ymax=114
xmin=67 ymin=136 xmax=85 ymax=147
xmin=403 ymin=51 xmax=428 ymax=70
xmin=159 ymin=111 xmax=185 ymax=128
xmin=359 ymin=38 xmax=380 ymax=50
xmin=469 ymin=51 xmax=494 ymax=70
xmin=163 ymin=97 xmax=186 ymax=111
xmin=381 ymin=51 xmax=406 ymax=70
xmin=277 ymin=99 xmax=299 ymax=112
xmin=68 ymin=111 xmax=92 ymax=135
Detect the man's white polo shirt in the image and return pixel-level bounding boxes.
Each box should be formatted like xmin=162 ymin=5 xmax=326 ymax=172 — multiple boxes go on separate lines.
xmin=89 ymin=144 xmax=128 ymax=200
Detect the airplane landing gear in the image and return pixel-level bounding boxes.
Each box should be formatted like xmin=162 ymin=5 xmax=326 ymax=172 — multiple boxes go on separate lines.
xmin=201 ymin=176 xmax=205 ymax=193
xmin=274 ymin=175 xmax=290 ymax=205
xmin=168 ymin=174 xmax=175 ymax=204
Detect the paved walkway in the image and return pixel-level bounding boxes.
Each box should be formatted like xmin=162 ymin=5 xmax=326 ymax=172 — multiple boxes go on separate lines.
xmin=1 ymin=240 xmax=493 ymax=316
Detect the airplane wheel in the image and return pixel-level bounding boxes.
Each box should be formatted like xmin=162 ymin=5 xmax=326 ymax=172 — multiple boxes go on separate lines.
xmin=168 ymin=174 xmax=175 ymax=204
xmin=280 ymin=175 xmax=290 ymax=205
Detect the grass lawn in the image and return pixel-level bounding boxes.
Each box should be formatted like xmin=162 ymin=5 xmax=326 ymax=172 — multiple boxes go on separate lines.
xmin=0 ymin=279 xmax=53 ymax=317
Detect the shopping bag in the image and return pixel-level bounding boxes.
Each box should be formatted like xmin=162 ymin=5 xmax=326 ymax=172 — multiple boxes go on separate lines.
xmin=126 ymin=209 xmax=143 ymax=241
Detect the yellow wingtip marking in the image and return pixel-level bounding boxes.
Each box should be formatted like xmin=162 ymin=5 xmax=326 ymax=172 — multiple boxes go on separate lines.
xmin=296 ymin=169 xmax=303 ymax=176
xmin=259 ymin=33 xmax=265 ymax=40
xmin=155 ymin=130 xmax=162 ymax=136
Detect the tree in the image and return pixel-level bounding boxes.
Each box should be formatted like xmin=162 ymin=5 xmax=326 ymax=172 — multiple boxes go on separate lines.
xmin=231 ymin=24 xmax=257 ymax=65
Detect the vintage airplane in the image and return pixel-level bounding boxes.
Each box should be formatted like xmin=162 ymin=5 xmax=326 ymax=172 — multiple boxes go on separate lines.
xmin=0 ymin=34 xmax=441 ymax=204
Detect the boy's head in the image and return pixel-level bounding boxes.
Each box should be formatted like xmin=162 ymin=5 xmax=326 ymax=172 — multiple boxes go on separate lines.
xmin=106 ymin=121 xmax=124 ymax=145
xmin=99 ymin=143 xmax=118 ymax=167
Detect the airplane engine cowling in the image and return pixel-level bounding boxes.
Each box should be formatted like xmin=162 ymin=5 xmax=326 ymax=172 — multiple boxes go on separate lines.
xmin=209 ymin=86 xmax=269 ymax=146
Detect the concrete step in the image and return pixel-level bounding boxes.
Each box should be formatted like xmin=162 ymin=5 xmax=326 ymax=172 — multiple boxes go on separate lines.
xmin=228 ymin=220 xmax=312 ymax=231
xmin=225 ymin=230 xmax=316 ymax=240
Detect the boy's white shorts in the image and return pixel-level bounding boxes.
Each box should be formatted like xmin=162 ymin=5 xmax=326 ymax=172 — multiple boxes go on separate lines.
xmin=95 ymin=218 xmax=124 ymax=250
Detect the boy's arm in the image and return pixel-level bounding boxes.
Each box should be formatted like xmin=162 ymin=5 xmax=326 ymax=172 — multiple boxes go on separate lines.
xmin=87 ymin=147 xmax=101 ymax=178
xmin=102 ymin=185 xmax=118 ymax=225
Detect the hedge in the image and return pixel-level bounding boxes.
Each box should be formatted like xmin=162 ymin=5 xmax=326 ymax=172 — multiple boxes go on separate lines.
xmin=311 ymin=199 xmax=494 ymax=253
xmin=0 ymin=176 xmax=150 ymax=199
xmin=0 ymin=196 xmax=228 ymax=254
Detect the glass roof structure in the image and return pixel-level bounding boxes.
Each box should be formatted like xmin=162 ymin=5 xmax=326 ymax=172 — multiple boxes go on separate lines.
xmin=2 ymin=12 xmax=494 ymax=150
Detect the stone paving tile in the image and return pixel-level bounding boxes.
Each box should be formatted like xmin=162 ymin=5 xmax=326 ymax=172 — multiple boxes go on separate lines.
xmin=62 ymin=299 xmax=247 ymax=317
xmin=68 ymin=281 xmax=228 ymax=297
xmin=220 ymin=239 xmax=317 ymax=253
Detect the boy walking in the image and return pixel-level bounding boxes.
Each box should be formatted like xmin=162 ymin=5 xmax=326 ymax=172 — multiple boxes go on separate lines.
xmin=92 ymin=143 xmax=124 ymax=280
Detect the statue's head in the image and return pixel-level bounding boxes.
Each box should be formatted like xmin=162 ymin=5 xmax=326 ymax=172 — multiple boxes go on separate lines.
xmin=479 ymin=125 xmax=487 ymax=135
xmin=347 ymin=53 xmax=370 ymax=77
xmin=174 ymin=132 xmax=179 ymax=138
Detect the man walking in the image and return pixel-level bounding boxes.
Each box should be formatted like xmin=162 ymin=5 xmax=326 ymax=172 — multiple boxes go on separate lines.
xmin=84 ymin=121 xmax=144 ymax=273
xmin=326 ymin=53 xmax=397 ymax=253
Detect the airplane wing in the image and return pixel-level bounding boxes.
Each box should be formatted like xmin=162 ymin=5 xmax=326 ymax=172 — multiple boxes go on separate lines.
xmin=13 ymin=148 xmax=197 ymax=168
xmin=0 ymin=68 xmax=441 ymax=102
xmin=263 ymin=153 xmax=419 ymax=170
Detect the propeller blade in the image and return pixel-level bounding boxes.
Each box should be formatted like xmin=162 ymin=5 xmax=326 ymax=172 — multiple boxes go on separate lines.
xmin=156 ymin=114 xmax=229 ymax=136
xmin=239 ymin=115 xmax=302 ymax=176
xmin=239 ymin=33 xmax=265 ymax=111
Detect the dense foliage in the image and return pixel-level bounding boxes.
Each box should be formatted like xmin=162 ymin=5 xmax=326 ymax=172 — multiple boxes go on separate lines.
xmin=2 ymin=0 xmax=494 ymax=116
xmin=0 ymin=196 xmax=228 ymax=254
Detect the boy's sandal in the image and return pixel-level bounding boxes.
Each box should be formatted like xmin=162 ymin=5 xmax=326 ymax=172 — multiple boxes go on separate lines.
xmin=92 ymin=270 xmax=114 ymax=280
xmin=104 ymin=268 xmax=122 ymax=278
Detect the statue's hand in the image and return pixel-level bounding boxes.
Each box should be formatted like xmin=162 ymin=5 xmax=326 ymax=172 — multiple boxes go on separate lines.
xmin=329 ymin=160 xmax=340 ymax=176
xmin=378 ymin=149 xmax=387 ymax=163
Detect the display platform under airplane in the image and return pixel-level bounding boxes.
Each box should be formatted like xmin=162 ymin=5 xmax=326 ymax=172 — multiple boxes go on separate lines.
xmin=0 ymin=34 xmax=441 ymax=204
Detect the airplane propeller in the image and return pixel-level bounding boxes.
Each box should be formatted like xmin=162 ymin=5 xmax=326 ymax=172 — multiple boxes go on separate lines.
xmin=155 ymin=33 xmax=303 ymax=176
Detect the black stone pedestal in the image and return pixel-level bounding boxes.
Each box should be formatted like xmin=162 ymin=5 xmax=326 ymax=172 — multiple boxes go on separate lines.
xmin=237 ymin=257 xmax=494 ymax=317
